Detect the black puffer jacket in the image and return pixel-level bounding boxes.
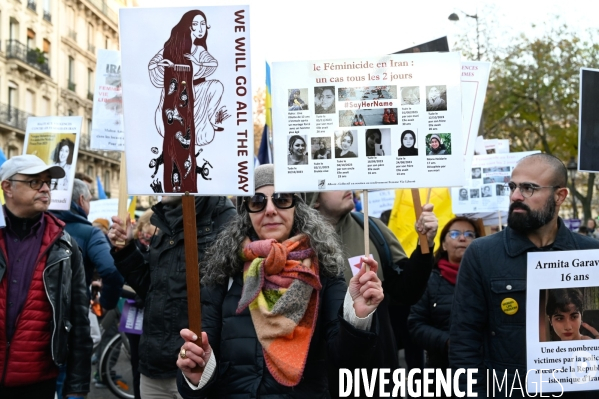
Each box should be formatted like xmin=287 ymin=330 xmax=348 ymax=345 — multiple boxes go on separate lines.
xmin=407 ymin=268 xmax=454 ymax=369
xmin=177 ymin=273 xmax=379 ymax=398
xmin=112 ymin=196 xmax=235 ymax=378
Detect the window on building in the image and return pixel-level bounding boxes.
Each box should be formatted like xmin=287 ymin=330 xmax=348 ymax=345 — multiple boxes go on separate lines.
xmin=8 ymin=82 xmax=18 ymax=119
xmin=9 ymin=19 xmax=19 ymax=41
xmin=27 ymin=28 xmax=35 ymax=49
xmin=87 ymin=69 xmax=93 ymax=94
xmin=105 ymin=36 xmax=109 ymax=49
xmin=68 ymin=56 xmax=74 ymax=83
xmin=42 ymin=96 xmax=51 ymax=116
xmin=67 ymin=109 xmax=73 ymax=116
xmin=87 ymin=165 xmax=94 ymax=178
xmin=104 ymin=170 xmax=111 ymax=194
xmin=87 ymin=23 xmax=94 ymax=48
xmin=87 ymin=118 xmax=92 ymax=133
xmin=25 ymin=89 xmax=35 ymax=115
xmin=43 ymin=38 xmax=50 ymax=58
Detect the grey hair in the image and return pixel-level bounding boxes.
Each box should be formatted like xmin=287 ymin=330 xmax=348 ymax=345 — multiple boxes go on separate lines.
xmin=71 ymin=178 xmax=90 ymax=203
xmin=201 ymin=200 xmax=344 ymax=286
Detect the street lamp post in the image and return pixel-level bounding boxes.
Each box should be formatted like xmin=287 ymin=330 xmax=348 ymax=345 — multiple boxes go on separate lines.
xmin=448 ymin=12 xmax=481 ymax=61
xmin=567 ymin=157 xmax=579 ymax=220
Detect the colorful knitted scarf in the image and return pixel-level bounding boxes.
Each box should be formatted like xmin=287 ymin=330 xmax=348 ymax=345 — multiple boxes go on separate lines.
xmin=236 ymin=234 xmax=321 ymax=387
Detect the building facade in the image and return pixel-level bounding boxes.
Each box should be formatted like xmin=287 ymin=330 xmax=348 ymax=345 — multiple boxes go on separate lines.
xmin=0 ymin=0 xmax=133 ymax=199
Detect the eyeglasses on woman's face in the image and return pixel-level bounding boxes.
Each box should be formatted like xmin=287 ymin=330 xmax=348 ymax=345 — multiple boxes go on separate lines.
xmin=447 ymin=230 xmax=476 ymax=240
xmin=244 ymin=193 xmax=297 ymax=213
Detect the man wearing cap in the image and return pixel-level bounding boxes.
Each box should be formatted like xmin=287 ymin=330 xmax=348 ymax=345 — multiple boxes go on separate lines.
xmin=108 ymin=193 xmax=235 ymax=398
xmin=0 ymin=155 xmax=91 ymax=398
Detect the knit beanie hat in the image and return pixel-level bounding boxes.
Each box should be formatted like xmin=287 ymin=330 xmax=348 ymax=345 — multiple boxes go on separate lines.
xmin=430 ymin=134 xmax=441 ymax=143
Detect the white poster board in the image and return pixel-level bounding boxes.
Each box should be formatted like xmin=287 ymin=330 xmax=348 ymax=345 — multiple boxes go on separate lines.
xmin=23 ymin=116 xmax=82 ymax=211
xmin=526 ymin=249 xmax=599 ymax=393
xmin=91 ymin=49 xmax=124 ymax=151
xmin=272 ymin=52 xmax=463 ymax=192
xmin=119 ymin=6 xmax=253 ymax=195
xmin=460 ymin=61 xmax=491 ymax=174
xmin=367 ymin=190 xmax=396 ymax=218
xmin=88 ymin=198 xmax=131 ymax=225
xmin=451 ymin=151 xmax=538 ymax=214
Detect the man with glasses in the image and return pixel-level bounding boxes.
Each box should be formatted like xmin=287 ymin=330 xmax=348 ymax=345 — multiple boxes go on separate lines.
xmin=108 ymin=190 xmax=235 ymax=398
xmin=449 ymin=153 xmax=599 ymax=398
xmin=0 ymin=155 xmax=91 ymax=399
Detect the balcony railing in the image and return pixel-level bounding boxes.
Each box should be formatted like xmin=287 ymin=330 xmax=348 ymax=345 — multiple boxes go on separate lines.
xmin=43 ymin=10 xmax=51 ymax=22
xmin=27 ymin=0 xmax=36 ymax=11
xmin=0 ymin=102 xmax=33 ymax=132
xmin=87 ymin=92 xmax=94 ymax=101
xmin=68 ymin=81 xmax=76 ymax=92
xmin=88 ymin=43 xmax=96 ymax=53
xmin=68 ymin=29 xmax=77 ymax=42
xmin=5 ymin=40 xmax=51 ymax=77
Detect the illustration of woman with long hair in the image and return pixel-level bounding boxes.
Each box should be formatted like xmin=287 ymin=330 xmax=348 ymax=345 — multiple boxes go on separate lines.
xmin=148 ymin=10 xmax=224 ymax=192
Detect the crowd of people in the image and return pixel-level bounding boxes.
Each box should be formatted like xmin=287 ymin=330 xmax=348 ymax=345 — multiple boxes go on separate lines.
xmin=1 ymin=153 xmax=599 ymax=399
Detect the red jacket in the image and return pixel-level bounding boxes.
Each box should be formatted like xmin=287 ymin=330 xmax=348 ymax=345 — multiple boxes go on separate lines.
xmin=0 ymin=213 xmax=64 ymax=386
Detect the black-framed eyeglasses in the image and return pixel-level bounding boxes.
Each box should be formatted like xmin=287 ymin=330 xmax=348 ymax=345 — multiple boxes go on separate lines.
xmin=8 ymin=178 xmax=57 ymax=190
xmin=448 ymin=230 xmax=476 ymax=240
xmin=504 ymin=182 xmax=561 ymax=198
xmin=244 ymin=193 xmax=297 ymax=213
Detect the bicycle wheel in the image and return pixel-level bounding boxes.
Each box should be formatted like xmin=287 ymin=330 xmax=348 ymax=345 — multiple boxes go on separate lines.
xmin=99 ymin=333 xmax=135 ymax=399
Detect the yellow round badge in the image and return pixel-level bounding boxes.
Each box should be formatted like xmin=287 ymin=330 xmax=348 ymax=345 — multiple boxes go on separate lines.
xmin=501 ymin=298 xmax=518 ymax=315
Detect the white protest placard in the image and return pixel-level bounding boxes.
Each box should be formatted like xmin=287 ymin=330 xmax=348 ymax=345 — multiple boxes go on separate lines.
xmin=119 ymin=6 xmax=253 ymax=195
xmin=271 ymin=52 xmax=463 ymax=192
xmin=526 ymin=249 xmax=599 ymax=393
xmin=451 ymin=151 xmax=539 ymax=214
xmin=460 ymin=61 xmax=491 ymax=174
xmin=367 ymin=190 xmax=395 ymax=218
xmin=23 ymin=116 xmax=82 ymax=211
xmin=87 ymin=198 xmax=131 ymax=225
xmin=91 ymin=49 xmax=124 ymax=151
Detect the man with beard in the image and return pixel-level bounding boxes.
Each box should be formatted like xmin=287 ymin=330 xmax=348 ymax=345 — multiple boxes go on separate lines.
xmin=448 ymin=153 xmax=599 ymax=398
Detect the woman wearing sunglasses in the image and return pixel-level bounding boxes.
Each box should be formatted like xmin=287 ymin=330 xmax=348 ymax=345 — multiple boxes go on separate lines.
xmin=408 ymin=217 xmax=481 ymax=395
xmin=176 ymin=164 xmax=383 ymax=398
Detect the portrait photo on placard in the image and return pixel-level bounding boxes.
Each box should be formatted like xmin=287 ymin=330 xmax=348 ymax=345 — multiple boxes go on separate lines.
xmin=425 ymin=85 xmax=447 ymax=111
xmin=288 ymin=88 xmax=309 ymax=111
xmin=288 ymin=134 xmax=309 ymax=165
xmin=472 ymin=167 xmax=482 ymax=179
xmin=458 ymin=188 xmax=469 ymax=201
xmin=426 ymin=133 xmax=451 ymax=156
xmin=365 ymin=128 xmax=391 ymax=157
xmin=334 ymin=130 xmax=358 ymax=158
xmin=311 ymin=137 xmax=332 ymax=160
xmin=470 ymin=188 xmax=480 ymax=198
xmin=314 ymin=86 xmax=336 ymax=115
xmin=397 ymin=129 xmax=418 ymax=156
xmin=401 ymin=86 xmax=420 ymax=105
xmin=539 ymin=287 xmax=599 ymax=342
xmin=481 ymin=184 xmax=493 ymax=197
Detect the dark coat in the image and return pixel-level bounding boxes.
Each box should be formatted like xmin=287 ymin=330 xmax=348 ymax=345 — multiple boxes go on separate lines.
xmin=177 ymin=272 xmax=378 ymax=399
xmin=112 ymin=196 xmax=236 ymax=379
xmin=53 ymin=201 xmax=124 ymax=309
xmin=449 ymin=218 xmax=599 ymax=398
xmin=408 ymin=268 xmax=453 ymax=369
